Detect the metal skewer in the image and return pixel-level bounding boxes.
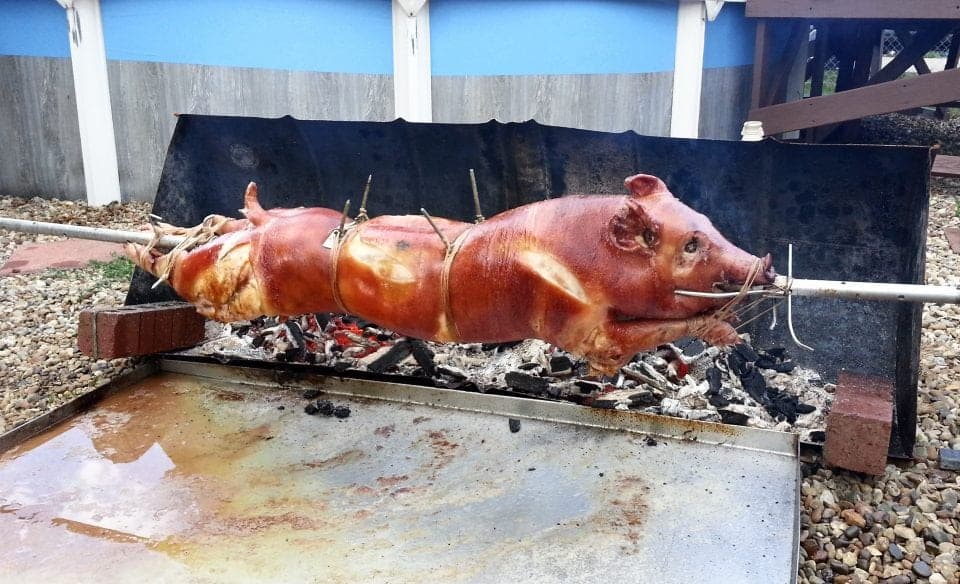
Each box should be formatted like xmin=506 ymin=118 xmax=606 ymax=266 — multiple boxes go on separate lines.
xmin=0 ymin=216 xmax=185 ymax=249
xmin=469 ymin=168 xmax=485 ymax=223
xmin=675 ymin=278 xmax=960 ymax=304
xmin=356 ymin=174 xmax=372 ymax=222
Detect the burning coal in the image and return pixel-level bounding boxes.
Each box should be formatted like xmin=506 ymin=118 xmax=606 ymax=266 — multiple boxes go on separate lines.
xmin=189 ymin=313 xmax=830 ymax=442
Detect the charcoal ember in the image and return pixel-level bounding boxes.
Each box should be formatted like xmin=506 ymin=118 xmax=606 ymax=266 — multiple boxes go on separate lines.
xmin=592 ymin=398 xmax=619 ymax=409
xmin=808 ymin=430 xmax=826 ymax=442
xmin=283 ymin=345 xmax=306 ymax=362
xmin=549 ymin=354 xmax=574 ymax=375
xmin=574 ymin=379 xmax=603 ymax=394
xmin=304 ymin=403 xmax=319 ymax=415
xmin=367 ymin=341 xmax=413 ymax=373
xmin=251 ymin=333 xmax=268 ymax=349
xmin=482 ymin=341 xmax=522 ymax=351
xmin=765 ymin=347 xmax=788 ymax=360
xmin=436 ymin=365 xmax=467 ymax=380
xmin=705 ymin=367 xmax=723 ymax=394
xmin=628 ymin=390 xmax=658 ymax=406
xmin=315 ymin=400 xmax=335 ymax=416
xmin=332 ymin=405 xmax=351 ymax=419
xmin=795 ymin=402 xmax=817 ymax=414
xmin=302 ymin=389 xmax=322 ymax=400
xmin=733 ymin=343 xmax=760 ymax=363
xmin=284 ymin=320 xmax=305 ymax=348
xmin=719 ymin=409 xmax=750 ymax=426
xmin=314 ymin=313 xmax=332 ymax=328
xmin=508 ymin=418 xmax=521 ymax=433
xmin=726 ymin=350 xmax=750 ymax=376
xmin=234 ymin=324 xmax=252 ymax=337
xmin=755 ymin=347 xmax=796 ymax=373
xmin=518 ymin=362 xmax=542 ymax=372
xmin=675 ymin=337 xmax=706 ymax=357
xmin=708 ymin=393 xmax=730 ymax=408
xmin=762 ymin=389 xmax=800 ymax=423
xmin=505 ymin=371 xmax=550 ymax=394
xmin=409 ymin=340 xmax=436 ymax=377
xmin=739 ymin=368 xmax=768 ymax=404
xmin=450 ymin=380 xmax=480 ymax=392
xmin=353 ymin=318 xmax=376 ymax=329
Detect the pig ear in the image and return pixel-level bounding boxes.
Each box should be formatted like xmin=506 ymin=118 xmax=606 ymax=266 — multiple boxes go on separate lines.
xmin=609 ymin=198 xmax=660 ymax=254
xmin=624 ymin=174 xmax=670 ymax=198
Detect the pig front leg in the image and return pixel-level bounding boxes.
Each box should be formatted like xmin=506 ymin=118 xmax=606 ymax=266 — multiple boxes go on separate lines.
xmin=581 ymin=316 xmax=739 ymax=375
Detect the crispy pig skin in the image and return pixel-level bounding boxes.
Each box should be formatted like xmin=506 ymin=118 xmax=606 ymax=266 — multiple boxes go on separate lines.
xmin=125 ymin=176 xmax=774 ymax=373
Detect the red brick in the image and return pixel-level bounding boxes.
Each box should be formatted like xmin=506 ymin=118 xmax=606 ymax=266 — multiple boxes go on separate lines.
xmin=77 ymin=302 xmax=206 ymax=359
xmin=137 ymin=307 xmax=158 ymax=355
xmin=824 ymin=372 xmax=893 ymax=475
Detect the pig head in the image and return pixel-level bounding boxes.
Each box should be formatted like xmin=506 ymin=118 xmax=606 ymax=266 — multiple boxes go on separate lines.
xmin=448 ymin=173 xmax=775 ymax=375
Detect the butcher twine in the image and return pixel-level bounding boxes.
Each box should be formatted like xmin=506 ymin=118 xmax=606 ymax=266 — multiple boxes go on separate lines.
xmin=329 ymin=224 xmax=357 ymax=315
xmin=328 ymin=222 xmax=472 ymax=342
xmin=439 ymin=229 xmax=472 ymax=342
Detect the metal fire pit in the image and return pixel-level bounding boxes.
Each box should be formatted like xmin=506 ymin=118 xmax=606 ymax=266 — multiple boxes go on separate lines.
xmin=0 ymin=359 xmax=799 ymax=583
xmin=126 ymin=116 xmax=931 ymax=458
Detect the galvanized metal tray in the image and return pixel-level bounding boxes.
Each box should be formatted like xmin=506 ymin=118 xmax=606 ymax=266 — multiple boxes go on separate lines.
xmin=0 ymin=359 xmax=799 ymax=583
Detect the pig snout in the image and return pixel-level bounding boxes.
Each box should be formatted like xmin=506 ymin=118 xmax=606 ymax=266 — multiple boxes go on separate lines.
xmin=721 ymin=251 xmax=775 ymax=287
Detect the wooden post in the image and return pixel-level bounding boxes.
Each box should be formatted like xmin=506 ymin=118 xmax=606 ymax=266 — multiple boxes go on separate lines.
xmin=809 ymin=23 xmax=829 ymax=98
xmin=392 ymin=0 xmax=432 ymax=122
xmin=670 ymin=0 xmax=706 ymax=138
xmin=59 ymin=0 xmax=122 ymax=206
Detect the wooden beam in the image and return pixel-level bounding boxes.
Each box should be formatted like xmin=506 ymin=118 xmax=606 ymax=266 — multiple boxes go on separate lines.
xmin=869 ymin=25 xmax=955 ymax=85
xmin=760 ymin=22 xmax=809 ymax=106
xmin=750 ymin=20 xmax=771 ymax=109
xmin=748 ymin=67 xmax=960 ymax=135
xmin=746 ymin=0 xmax=960 ymax=19
xmin=946 ymin=29 xmax=960 ymax=70
xmin=932 ymin=155 xmax=960 ymax=179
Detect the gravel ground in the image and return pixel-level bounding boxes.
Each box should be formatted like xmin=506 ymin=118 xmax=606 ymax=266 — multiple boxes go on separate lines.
xmin=0 ymin=196 xmax=149 ymax=433
xmin=1 ymin=116 xmax=959 ymax=582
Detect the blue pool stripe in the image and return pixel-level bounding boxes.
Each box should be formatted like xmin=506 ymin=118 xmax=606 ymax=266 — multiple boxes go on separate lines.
xmin=704 ymin=3 xmax=755 ymax=69
xmin=431 ymin=0 xmax=680 ymax=75
xmin=0 ymin=0 xmax=71 ymax=59
xmin=101 ymin=0 xmax=393 ymax=74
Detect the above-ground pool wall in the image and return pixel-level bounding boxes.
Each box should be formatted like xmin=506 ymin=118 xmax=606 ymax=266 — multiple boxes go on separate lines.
xmin=430 ymin=0 xmax=756 ymax=140
xmin=0 ymin=2 xmax=85 ymax=201
xmin=1 ymin=0 xmax=756 ymax=202
xmin=0 ymin=0 xmax=395 ymax=202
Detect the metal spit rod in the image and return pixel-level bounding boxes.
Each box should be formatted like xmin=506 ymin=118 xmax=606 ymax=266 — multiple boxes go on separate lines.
xmin=676 ymin=276 xmax=960 ymax=304
xmin=2 ymin=216 xmax=959 ymax=304
xmin=0 ymin=217 xmax=185 ymax=249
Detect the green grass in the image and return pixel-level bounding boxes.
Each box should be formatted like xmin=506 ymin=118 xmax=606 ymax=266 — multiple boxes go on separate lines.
xmin=87 ymin=255 xmax=135 ymax=283
xmin=803 ymin=70 xmax=839 ymax=98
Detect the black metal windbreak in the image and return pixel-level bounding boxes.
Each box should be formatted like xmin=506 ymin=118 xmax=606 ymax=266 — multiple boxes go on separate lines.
xmin=127 ymin=115 xmax=931 ymax=457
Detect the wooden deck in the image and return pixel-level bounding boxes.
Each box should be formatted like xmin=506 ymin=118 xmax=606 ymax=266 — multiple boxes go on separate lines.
xmin=933 ymin=155 xmax=960 ymax=179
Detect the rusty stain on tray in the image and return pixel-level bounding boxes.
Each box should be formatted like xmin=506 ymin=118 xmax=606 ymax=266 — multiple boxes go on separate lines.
xmin=0 ymin=371 xmax=797 ymax=583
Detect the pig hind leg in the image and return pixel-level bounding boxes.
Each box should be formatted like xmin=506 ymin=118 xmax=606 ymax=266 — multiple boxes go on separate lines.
xmin=583 ymin=316 xmax=739 ymax=375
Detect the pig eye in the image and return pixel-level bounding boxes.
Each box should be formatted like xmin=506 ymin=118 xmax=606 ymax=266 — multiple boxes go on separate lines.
xmin=642 ymin=229 xmax=657 ymax=247
xmin=684 ymin=238 xmax=700 ymax=253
